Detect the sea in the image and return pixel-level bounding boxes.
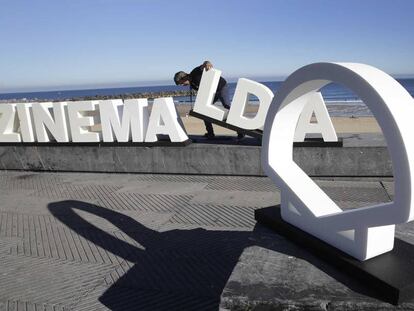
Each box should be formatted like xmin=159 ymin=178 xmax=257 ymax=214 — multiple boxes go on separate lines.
xmin=1 ymin=79 xmax=414 ymax=117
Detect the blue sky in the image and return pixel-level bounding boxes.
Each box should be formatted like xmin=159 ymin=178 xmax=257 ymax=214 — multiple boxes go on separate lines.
xmin=1 ymin=0 xmax=414 ymax=92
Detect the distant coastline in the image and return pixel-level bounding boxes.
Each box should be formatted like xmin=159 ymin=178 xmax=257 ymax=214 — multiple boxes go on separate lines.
xmin=1 ymin=78 xmax=413 ymax=103
xmin=0 ymin=90 xmax=195 ymax=103
xmin=1 ymin=78 xmax=413 ymax=118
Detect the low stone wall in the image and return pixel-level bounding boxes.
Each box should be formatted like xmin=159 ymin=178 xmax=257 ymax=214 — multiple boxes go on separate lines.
xmin=0 ymin=133 xmax=391 ymax=177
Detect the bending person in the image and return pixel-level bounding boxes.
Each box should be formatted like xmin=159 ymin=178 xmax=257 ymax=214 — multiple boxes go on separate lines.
xmin=174 ymin=61 xmax=244 ymax=140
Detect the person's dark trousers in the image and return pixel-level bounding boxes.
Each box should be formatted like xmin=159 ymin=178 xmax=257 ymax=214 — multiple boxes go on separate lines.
xmin=204 ymin=120 xmax=214 ymax=136
xmin=203 ymin=85 xmax=228 ymax=135
xmin=215 ymin=83 xmax=231 ymax=109
xmin=203 ymin=84 xmax=244 ymax=137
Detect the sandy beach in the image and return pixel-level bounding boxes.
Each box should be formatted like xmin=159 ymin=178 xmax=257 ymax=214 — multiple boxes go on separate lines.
xmin=181 ymin=115 xmax=380 ymax=135
xmin=175 ymin=105 xmax=381 ymax=136
xmin=86 ymin=103 xmax=381 ymax=135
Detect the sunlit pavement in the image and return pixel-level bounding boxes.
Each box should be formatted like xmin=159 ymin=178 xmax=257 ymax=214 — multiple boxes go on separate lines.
xmin=0 ymin=171 xmax=410 ymax=310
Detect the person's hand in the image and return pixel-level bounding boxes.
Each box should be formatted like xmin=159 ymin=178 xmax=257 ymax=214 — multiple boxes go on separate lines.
xmin=203 ymin=61 xmax=213 ymax=71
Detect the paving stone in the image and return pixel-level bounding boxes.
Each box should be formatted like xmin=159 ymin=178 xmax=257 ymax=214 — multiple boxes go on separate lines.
xmin=0 ymin=195 xmax=59 ymax=214
xmin=116 ymin=181 xmax=208 ymax=195
xmin=134 ymin=174 xmax=278 ymax=192
xmin=0 ymin=171 xmax=409 ymax=310
xmin=56 ymin=172 xmax=138 ymax=187
xmin=316 ymin=180 xmax=391 ymax=204
xmin=0 ymin=172 xmax=63 ymax=192
xmin=169 ymin=203 xmax=257 ymax=228
xmin=0 ymin=300 xmax=67 ymax=311
xmin=190 ymin=190 xmax=279 ymax=207
xmin=134 ymin=174 xmax=216 ymax=183
xmin=0 ymin=210 xmax=143 ymax=264
xmin=205 ymin=176 xmax=278 ymax=192
xmin=0 ymin=237 xmax=24 ymax=256
xmin=32 ymin=183 xmax=122 ymax=201
xmin=0 ymin=253 xmax=114 ymax=308
xmin=96 ymin=192 xmax=193 ymax=212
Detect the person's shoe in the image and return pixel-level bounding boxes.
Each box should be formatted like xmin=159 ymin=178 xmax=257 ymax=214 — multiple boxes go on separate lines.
xmin=237 ymin=133 xmax=245 ymax=140
xmin=204 ymin=132 xmax=215 ymax=140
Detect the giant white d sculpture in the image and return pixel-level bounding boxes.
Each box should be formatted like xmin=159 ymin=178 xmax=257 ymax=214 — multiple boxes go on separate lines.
xmin=262 ymin=62 xmax=414 ymax=261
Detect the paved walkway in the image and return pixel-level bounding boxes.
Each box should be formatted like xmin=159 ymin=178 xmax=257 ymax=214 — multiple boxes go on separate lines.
xmin=0 ymin=171 xmax=410 ymax=310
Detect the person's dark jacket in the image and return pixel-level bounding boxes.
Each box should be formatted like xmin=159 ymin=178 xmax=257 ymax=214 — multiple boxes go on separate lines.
xmin=189 ymin=65 xmax=227 ymax=91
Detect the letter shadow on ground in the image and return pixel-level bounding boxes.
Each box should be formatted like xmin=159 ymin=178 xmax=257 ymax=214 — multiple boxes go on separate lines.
xmin=48 ymin=201 xmax=394 ymax=310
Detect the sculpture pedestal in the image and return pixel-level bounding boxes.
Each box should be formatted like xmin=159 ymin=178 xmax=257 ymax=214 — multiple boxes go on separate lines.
xmin=255 ymin=205 xmax=414 ymax=305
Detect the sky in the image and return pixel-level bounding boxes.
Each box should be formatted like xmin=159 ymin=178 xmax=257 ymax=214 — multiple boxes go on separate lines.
xmin=1 ymin=0 xmax=414 ymax=92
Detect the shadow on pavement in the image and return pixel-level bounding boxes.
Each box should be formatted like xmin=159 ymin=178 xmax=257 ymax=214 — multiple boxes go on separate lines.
xmin=48 ymin=200 xmax=385 ymax=310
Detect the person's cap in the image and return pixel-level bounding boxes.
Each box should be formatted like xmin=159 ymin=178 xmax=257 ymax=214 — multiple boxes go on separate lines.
xmin=174 ymin=71 xmax=188 ymax=85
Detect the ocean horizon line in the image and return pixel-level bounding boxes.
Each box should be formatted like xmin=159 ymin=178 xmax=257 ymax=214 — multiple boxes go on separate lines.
xmin=0 ymin=79 xmax=288 ymax=97
xmin=2 ymin=73 xmax=414 ymax=95
xmin=1 ymin=78 xmax=413 ymax=116
xmin=0 ymin=75 xmax=293 ymax=95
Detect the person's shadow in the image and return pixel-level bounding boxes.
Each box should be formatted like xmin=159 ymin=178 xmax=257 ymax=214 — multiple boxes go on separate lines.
xmin=48 ymin=200 xmax=387 ymax=310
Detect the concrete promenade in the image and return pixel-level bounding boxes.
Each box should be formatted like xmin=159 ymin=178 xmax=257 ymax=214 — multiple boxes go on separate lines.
xmin=0 ymin=171 xmax=411 ymax=310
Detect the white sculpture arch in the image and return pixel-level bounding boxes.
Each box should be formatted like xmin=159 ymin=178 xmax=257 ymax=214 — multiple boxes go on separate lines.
xmin=262 ymin=62 xmax=414 ymax=261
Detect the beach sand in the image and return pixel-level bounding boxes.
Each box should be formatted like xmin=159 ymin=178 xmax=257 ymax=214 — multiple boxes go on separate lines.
xmin=90 ymin=104 xmax=381 ymax=135
xmin=175 ymin=105 xmax=381 ymax=135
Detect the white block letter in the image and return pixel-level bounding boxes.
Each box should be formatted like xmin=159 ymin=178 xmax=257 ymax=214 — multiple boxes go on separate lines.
xmin=100 ymin=99 xmax=149 ymax=142
xmin=227 ymin=78 xmax=274 ymax=130
xmin=68 ymin=101 xmax=100 ymax=142
xmin=0 ymin=104 xmax=21 ymax=142
xmin=193 ymin=68 xmax=227 ymax=121
xmin=32 ymin=102 xmax=69 ymax=142
xmin=294 ymin=92 xmax=338 ymax=142
xmin=16 ymin=103 xmax=35 ymax=142
xmin=145 ymin=97 xmax=188 ymax=142
xmin=261 ymin=62 xmax=412 ymax=260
